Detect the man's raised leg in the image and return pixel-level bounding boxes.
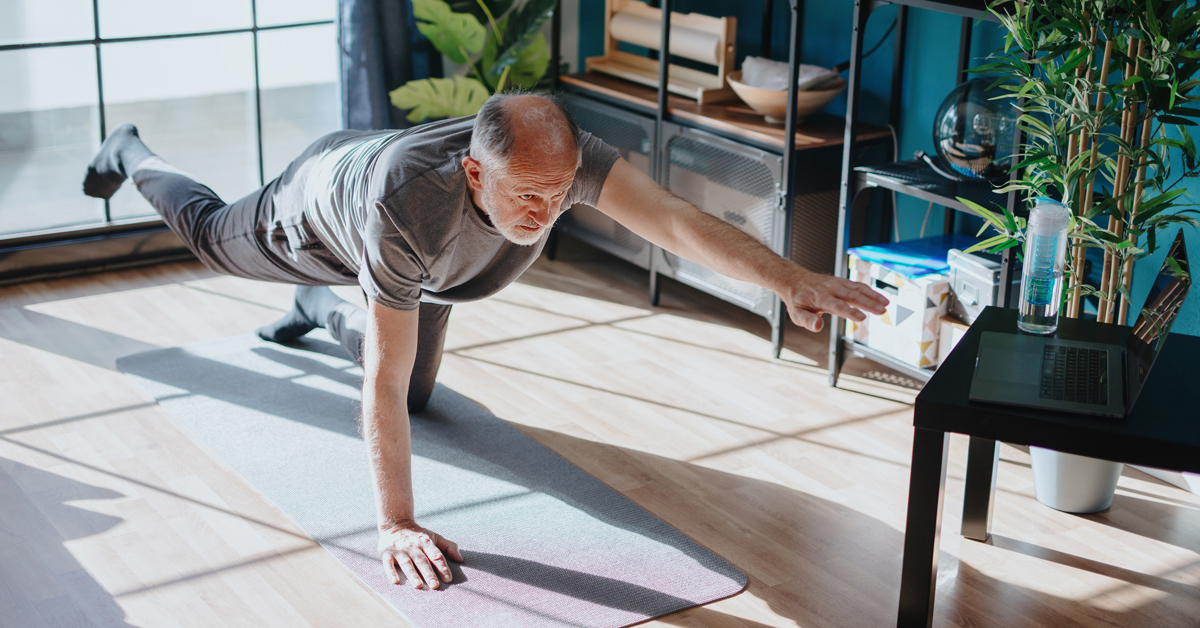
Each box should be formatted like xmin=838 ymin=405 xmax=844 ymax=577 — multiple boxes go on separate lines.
xmin=84 ymin=124 xmax=238 ymax=269
xmin=82 ymin=123 xmax=317 ymax=285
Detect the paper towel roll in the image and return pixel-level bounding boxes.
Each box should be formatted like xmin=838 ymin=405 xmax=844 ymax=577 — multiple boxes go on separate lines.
xmin=609 ymin=11 xmax=722 ymax=65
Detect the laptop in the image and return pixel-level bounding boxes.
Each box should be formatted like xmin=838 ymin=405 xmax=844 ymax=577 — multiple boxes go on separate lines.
xmin=969 ymin=230 xmax=1192 ymax=418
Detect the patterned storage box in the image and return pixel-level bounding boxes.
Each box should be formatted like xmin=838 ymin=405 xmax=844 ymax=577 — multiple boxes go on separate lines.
xmin=846 ymin=254 xmax=951 ymax=368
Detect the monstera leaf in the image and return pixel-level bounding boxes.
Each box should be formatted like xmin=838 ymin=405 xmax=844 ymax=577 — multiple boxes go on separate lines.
xmin=487 ymin=0 xmax=555 ymax=84
xmin=479 ymin=16 xmax=507 ymax=90
xmin=413 ymin=0 xmax=486 ymax=64
xmin=447 ymin=0 xmax=514 ymax=30
xmin=501 ymin=0 xmax=555 ymax=46
xmin=389 ymin=76 xmax=490 ymax=123
xmin=393 ymin=0 xmax=556 ymax=123
xmin=505 ymin=33 xmax=549 ymax=90
xmin=479 ymin=12 xmax=549 ymax=91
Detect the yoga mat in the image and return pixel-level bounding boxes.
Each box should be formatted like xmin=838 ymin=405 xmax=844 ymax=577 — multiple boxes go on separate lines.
xmin=117 ymin=333 xmax=746 ymax=628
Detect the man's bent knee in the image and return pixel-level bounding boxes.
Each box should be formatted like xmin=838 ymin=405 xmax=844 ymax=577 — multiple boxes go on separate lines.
xmin=407 ymin=389 xmax=433 ymax=414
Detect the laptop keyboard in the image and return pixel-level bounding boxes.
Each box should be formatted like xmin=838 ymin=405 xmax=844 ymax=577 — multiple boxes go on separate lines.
xmin=1040 ymin=345 xmax=1108 ymax=405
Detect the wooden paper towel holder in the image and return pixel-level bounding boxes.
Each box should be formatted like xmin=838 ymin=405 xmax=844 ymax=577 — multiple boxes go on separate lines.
xmin=585 ymin=0 xmax=736 ymax=104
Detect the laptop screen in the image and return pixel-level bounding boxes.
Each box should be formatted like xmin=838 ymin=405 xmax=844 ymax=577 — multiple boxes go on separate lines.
xmin=1126 ymin=231 xmax=1192 ymax=408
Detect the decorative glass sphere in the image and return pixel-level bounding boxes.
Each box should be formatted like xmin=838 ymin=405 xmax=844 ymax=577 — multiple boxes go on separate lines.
xmin=933 ymin=79 xmax=1019 ymax=182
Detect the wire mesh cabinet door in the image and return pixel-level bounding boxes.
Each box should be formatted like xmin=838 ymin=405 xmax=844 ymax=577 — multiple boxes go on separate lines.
xmin=653 ymin=122 xmax=784 ymax=319
xmin=557 ymin=93 xmax=655 ymax=269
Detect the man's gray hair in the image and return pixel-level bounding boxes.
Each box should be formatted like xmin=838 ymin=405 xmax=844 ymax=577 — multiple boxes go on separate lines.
xmin=470 ymin=91 xmax=583 ymax=171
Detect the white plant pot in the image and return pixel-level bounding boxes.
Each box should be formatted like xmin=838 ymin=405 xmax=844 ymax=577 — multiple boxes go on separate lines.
xmin=1030 ymin=447 xmax=1124 ymax=513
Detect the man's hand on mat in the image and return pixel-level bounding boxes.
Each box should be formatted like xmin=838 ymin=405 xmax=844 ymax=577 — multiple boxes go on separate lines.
xmin=379 ymin=522 xmax=463 ymax=590
xmin=778 ymin=266 xmax=889 ymax=333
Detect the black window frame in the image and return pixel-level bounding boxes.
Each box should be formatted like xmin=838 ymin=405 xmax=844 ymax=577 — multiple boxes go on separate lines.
xmin=0 ymin=0 xmax=336 ymax=247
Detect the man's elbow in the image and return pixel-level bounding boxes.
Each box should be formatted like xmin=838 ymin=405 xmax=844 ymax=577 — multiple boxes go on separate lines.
xmin=363 ymin=374 xmax=410 ymax=407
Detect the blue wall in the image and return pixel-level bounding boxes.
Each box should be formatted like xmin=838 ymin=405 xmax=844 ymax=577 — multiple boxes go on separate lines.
xmin=577 ymin=0 xmax=1198 ymax=336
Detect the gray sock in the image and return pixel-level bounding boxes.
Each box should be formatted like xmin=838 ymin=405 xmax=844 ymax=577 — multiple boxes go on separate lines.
xmin=257 ymin=286 xmax=347 ymax=343
xmin=82 ymin=124 xmax=155 ymax=199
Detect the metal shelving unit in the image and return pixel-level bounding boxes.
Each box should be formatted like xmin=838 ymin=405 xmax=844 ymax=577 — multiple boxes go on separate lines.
xmin=856 ymin=160 xmax=1010 ymax=215
xmin=828 ymin=0 xmax=1022 ymax=387
xmin=555 ymin=0 xmax=893 ymax=358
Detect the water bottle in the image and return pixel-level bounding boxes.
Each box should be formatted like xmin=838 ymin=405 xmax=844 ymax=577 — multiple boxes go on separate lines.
xmin=1018 ymin=197 xmax=1070 ymax=334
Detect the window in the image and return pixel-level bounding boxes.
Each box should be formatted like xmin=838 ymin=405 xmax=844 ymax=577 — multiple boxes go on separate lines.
xmin=0 ymin=0 xmax=338 ymax=240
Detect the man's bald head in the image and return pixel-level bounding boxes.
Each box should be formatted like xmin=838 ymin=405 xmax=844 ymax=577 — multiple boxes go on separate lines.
xmin=462 ymin=92 xmax=583 ymax=246
xmin=469 ymin=92 xmax=582 ymax=175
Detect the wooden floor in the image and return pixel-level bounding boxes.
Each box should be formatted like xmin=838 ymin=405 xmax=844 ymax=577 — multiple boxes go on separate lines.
xmin=1 ymin=238 xmax=1197 ymax=627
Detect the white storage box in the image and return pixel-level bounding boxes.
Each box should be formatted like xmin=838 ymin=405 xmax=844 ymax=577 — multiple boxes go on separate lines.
xmin=936 ymin=314 xmax=970 ymax=366
xmin=948 ymin=249 xmax=1018 ymax=324
xmin=846 ymin=254 xmax=950 ymax=368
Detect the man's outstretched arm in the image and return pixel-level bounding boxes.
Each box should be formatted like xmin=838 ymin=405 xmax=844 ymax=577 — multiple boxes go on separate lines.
xmin=595 ymin=158 xmax=888 ymax=330
xmin=363 ymin=301 xmax=463 ymax=589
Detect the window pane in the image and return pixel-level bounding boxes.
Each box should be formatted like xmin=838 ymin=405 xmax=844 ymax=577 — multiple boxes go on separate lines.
xmin=256 ymin=0 xmax=336 ymax=27
xmin=0 ymin=0 xmax=94 ymax=46
xmin=98 ymin=0 xmax=252 ymax=39
xmin=258 ymin=24 xmax=340 ymax=180
xmin=0 ymin=46 xmax=103 ymax=237
xmin=102 ymin=34 xmax=258 ymax=221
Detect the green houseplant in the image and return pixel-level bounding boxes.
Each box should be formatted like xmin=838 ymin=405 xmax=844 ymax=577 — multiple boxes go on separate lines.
xmin=389 ymin=0 xmax=557 ymax=124
xmin=961 ymin=0 xmax=1199 ymax=323
xmin=960 ymin=0 xmax=1200 ymax=513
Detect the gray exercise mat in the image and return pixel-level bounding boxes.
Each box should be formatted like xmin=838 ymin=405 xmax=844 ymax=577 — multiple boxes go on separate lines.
xmin=117 ymin=333 xmax=746 ymax=628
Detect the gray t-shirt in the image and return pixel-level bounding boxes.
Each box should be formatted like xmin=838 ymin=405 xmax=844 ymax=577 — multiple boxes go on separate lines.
xmin=281 ymin=116 xmax=618 ymax=310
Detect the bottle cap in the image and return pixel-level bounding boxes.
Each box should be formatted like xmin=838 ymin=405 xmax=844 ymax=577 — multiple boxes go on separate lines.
xmin=1029 ymin=196 xmax=1071 ymax=230
xmin=1034 ymin=196 xmax=1066 ymax=208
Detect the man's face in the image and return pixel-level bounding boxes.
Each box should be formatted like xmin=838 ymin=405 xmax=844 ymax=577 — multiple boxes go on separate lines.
xmin=465 ymin=150 xmax=577 ymax=246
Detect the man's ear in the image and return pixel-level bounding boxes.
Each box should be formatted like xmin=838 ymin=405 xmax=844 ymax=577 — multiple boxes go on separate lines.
xmin=463 ymin=156 xmax=484 ymax=193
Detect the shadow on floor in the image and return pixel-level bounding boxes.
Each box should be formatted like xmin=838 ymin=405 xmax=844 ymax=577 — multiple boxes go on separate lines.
xmin=0 ymin=457 xmax=136 ymax=627
xmin=1086 ymin=491 xmax=1200 ymax=555
xmin=0 ymin=307 xmax=160 ymax=370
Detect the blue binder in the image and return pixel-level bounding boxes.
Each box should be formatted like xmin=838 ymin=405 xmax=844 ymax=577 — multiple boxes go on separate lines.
xmin=848 ymin=233 xmax=981 ymax=278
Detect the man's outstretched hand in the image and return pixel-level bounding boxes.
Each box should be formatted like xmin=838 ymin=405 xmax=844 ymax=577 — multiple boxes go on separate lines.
xmin=781 ymin=267 xmax=888 ymax=333
xmin=379 ymin=521 xmax=463 ymax=590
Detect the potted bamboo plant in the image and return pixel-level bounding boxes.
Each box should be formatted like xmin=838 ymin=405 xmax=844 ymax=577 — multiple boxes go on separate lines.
xmin=959 ymin=0 xmax=1200 ymax=512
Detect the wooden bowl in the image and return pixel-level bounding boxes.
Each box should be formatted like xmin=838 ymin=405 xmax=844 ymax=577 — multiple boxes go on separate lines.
xmin=727 ymin=70 xmax=847 ymax=125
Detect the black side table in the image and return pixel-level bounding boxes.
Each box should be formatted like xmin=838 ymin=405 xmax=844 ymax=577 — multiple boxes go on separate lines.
xmin=897 ymin=306 xmax=1200 ymax=627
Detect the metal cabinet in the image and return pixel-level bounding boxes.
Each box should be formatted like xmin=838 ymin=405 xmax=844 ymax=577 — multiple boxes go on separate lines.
xmin=652 ymin=121 xmax=885 ymax=323
xmin=557 ymin=85 xmax=889 ymax=347
xmin=558 ymin=93 xmax=654 ymax=269
xmin=653 ymin=123 xmax=782 ymax=318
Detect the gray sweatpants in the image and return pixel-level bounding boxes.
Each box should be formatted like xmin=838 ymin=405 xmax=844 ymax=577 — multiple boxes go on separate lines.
xmin=129 ymin=145 xmax=449 ymax=413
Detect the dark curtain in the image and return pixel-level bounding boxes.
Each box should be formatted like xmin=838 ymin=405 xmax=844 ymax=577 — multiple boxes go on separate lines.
xmin=338 ymin=0 xmax=443 ymax=131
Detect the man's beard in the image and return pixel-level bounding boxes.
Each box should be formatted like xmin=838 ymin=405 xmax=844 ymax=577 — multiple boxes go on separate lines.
xmin=498 ymin=218 xmax=547 ymax=246
xmin=479 ymin=185 xmax=552 ymax=246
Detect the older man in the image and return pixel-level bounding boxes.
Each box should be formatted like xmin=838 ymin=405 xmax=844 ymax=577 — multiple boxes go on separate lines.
xmin=83 ymin=92 xmax=887 ymax=591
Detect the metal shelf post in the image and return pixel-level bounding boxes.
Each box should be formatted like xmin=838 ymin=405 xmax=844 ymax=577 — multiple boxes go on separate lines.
xmin=769 ymin=0 xmax=809 ymax=357
xmin=647 ymin=0 xmax=674 ymax=308
xmin=827 ymin=0 xmax=873 ymax=386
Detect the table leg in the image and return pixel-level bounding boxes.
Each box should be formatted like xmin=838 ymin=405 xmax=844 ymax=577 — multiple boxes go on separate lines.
xmin=898 ymin=427 xmax=950 ymax=628
xmin=770 ymin=295 xmax=785 ymax=359
xmin=961 ymin=437 xmax=999 ymax=541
